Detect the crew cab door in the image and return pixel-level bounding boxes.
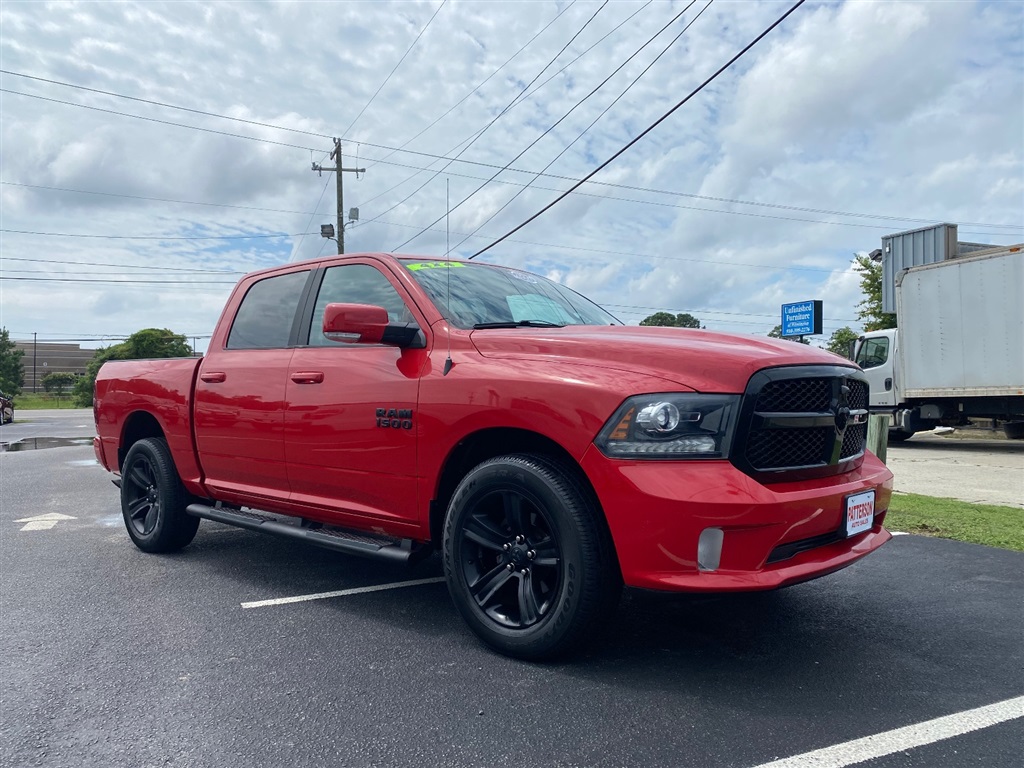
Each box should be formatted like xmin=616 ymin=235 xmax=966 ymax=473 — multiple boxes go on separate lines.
xmin=194 ymin=267 xmax=313 ymax=503
xmin=284 ymin=261 xmax=429 ymax=528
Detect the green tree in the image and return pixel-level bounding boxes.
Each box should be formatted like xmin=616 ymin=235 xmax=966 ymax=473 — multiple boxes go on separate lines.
xmin=767 ymin=325 xmax=811 ymax=344
xmin=825 ymin=326 xmax=859 ymax=358
xmin=42 ymin=371 xmax=78 ymax=399
xmin=640 ymin=312 xmax=702 ymax=328
xmin=0 ymin=327 xmax=25 ymax=395
xmin=74 ymin=329 xmax=192 ymax=407
xmin=853 ymin=254 xmax=896 ymax=331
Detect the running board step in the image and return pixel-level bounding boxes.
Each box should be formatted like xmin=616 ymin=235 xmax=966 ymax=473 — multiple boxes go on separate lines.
xmin=185 ymin=503 xmax=430 ymax=564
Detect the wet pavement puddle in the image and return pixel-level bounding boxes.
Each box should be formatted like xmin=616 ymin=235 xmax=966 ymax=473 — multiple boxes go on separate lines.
xmin=0 ymin=437 xmax=95 ymax=452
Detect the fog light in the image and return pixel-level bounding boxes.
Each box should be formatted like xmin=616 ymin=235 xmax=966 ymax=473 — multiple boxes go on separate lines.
xmin=697 ymin=528 xmax=724 ymax=571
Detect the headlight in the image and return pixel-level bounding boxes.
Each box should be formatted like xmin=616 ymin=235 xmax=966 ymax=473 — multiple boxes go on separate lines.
xmin=595 ymin=393 xmax=739 ymax=459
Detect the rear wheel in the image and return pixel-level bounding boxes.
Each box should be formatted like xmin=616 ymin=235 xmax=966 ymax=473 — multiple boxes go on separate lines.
xmin=442 ymin=454 xmax=619 ymax=660
xmin=1003 ymin=422 xmax=1024 ymax=440
xmin=120 ymin=438 xmax=200 ymax=553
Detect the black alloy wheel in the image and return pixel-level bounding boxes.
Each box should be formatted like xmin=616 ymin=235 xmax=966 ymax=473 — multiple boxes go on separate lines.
xmin=443 ymin=454 xmax=619 ymax=660
xmin=124 ymin=452 xmax=162 ymax=536
xmin=120 ymin=437 xmax=200 ymax=553
xmin=459 ymin=487 xmax=561 ymax=629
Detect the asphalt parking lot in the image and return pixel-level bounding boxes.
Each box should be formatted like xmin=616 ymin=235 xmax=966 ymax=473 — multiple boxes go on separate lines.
xmin=1 ymin=414 xmax=1022 ymax=767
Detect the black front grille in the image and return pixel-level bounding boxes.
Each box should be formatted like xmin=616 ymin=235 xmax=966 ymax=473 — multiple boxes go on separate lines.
xmin=755 ymin=378 xmax=831 ymax=412
xmin=735 ymin=366 xmax=869 ymax=478
xmin=841 ymin=423 xmax=867 ymax=459
xmin=767 ymin=530 xmax=844 ymax=564
xmin=747 ymin=427 xmax=830 ymax=469
xmin=846 ymin=380 xmax=868 ymax=410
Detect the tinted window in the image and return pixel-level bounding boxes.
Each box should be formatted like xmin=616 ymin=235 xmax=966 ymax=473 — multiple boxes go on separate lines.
xmin=856 ymin=337 xmax=889 ymax=369
xmin=226 ymin=271 xmax=309 ymax=350
xmin=307 ymin=264 xmax=414 ymax=346
xmin=400 ymin=260 xmax=619 ymax=328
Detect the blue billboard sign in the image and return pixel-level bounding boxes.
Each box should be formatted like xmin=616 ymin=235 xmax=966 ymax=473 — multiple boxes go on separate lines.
xmin=781 ymin=300 xmax=823 ymax=337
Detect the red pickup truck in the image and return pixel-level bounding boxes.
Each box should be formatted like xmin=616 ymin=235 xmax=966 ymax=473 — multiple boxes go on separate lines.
xmin=94 ymin=253 xmax=893 ymax=659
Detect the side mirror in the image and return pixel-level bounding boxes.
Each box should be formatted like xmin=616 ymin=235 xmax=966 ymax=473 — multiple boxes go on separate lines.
xmin=849 ymin=336 xmax=863 ymax=362
xmin=322 ymin=303 xmax=423 ymax=348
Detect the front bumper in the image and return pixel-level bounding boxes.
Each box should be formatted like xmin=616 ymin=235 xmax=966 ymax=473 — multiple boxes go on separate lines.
xmin=580 ymin=446 xmax=894 ymax=592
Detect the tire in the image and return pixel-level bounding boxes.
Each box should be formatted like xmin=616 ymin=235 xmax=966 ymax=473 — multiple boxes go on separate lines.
xmin=120 ymin=437 xmax=200 ymax=553
xmin=888 ymin=428 xmax=914 ymax=443
xmin=1003 ymin=422 xmax=1024 ymax=440
xmin=442 ymin=454 xmax=620 ymax=661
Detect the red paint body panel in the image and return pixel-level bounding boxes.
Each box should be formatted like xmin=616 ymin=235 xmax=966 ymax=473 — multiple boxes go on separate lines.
xmin=93 ymin=253 xmax=895 ymax=592
xmin=93 ymin=357 xmax=205 ymax=493
xmin=579 ymin=446 xmax=893 ymax=591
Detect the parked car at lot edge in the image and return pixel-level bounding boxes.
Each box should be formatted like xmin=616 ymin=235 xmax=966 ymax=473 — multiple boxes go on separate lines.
xmin=93 ymin=253 xmax=893 ymax=659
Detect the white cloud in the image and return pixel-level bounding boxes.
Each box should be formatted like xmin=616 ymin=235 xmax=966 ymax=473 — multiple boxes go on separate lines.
xmin=0 ymin=0 xmax=1021 ymax=358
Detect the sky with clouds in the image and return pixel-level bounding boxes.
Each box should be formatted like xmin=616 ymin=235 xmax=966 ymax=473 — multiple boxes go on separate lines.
xmin=1 ymin=0 xmax=1021 ymax=353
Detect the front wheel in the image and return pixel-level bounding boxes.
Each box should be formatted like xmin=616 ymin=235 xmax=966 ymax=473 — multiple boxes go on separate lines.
xmin=442 ymin=454 xmax=619 ymax=660
xmin=888 ymin=428 xmax=915 ymax=443
xmin=120 ymin=437 xmax=200 ymax=553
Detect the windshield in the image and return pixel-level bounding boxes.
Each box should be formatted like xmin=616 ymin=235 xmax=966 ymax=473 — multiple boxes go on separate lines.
xmin=400 ymin=260 xmax=620 ymax=329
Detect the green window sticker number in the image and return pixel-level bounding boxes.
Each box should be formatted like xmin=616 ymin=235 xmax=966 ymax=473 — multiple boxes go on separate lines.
xmin=406 ymin=261 xmax=466 ymax=272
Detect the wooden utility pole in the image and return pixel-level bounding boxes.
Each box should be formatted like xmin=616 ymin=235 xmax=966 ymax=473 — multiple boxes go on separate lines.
xmin=312 ymin=138 xmax=365 ymax=254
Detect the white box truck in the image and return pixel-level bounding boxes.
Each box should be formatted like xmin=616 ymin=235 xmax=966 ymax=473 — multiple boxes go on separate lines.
xmin=853 ymin=244 xmax=1024 ymax=440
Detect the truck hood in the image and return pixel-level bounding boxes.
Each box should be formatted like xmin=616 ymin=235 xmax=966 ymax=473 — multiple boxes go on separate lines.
xmin=470 ymin=325 xmax=855 ymax=392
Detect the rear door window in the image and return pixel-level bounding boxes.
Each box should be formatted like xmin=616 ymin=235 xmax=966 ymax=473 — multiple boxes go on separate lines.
xmin=227 ymin=271 xmax=309 ymax=349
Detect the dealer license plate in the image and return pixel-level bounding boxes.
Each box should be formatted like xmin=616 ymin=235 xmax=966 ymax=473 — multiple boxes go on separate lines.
xmin=844 ymin=490 xmax=875 ymax=537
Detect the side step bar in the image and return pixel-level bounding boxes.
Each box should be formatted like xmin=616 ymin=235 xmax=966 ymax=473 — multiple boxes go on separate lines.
xmin=185 ymin=503 xmax=431 ymax=565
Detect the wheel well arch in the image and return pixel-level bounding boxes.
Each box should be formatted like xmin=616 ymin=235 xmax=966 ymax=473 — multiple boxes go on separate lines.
xmin=429 ymin=428 xmax=618 ymax=568
xmin=118 ymin=411 xmax=166 ymax=470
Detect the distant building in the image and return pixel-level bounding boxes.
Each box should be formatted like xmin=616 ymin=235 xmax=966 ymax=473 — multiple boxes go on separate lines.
xmin=13 ymin=342 xmax=94 ymax=392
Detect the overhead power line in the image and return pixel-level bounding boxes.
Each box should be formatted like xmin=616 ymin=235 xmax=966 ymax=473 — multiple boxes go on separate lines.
xmin=364 ymin=0 xmax=613 ymax=232
xmin=453 ymin=0 xmax=714 ymax=251
xmin=3 ymin=75 xmax=1021 ymax=231
xmin=394 ymin=0 xmax=700 ymax=250
xmin=602 ymin=302 xmax=858 ymax=323
xmin=343 ymin=0 xmax=448 ymax=137
xmin=0 ymin=276 xmax=237 ymax=285
xmin=0 ymin=229 xmax=314 ymax=240
xmin=468 ymin=0 xmax=813 ymax=258
xmin=1 ymin=255 xmax=244 ymax=273
xmin=360 ymin=0 xmax=650 ymax=212
xmin=361 ymin=1 xmax=578 ymax=177
xmin=7 ymin=167 xmax=1016 ymax=241
xmin=0 ymin=181 xmax=324 ymax=217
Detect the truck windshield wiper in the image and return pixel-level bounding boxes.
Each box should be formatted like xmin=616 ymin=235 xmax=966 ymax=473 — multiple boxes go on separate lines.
xmin=472 ymin=320 xmax=566 ymax=330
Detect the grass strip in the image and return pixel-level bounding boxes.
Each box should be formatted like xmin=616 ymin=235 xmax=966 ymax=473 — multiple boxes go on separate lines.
xmin=7 ymin=394 xmax=79 ymax=410
xmin=887 ymin=492 xmax=1024 ymax=552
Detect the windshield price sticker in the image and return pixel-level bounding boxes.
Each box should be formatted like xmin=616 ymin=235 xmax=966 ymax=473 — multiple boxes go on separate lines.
xmin=844 ymin=490 xmax=875 ymax=537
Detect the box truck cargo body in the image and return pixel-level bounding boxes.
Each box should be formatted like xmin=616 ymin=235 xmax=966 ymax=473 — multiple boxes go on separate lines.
xmin=854 ymin=245 xmax=1024 ymax=440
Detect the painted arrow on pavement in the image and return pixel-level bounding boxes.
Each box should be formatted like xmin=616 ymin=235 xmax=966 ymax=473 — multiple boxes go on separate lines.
xmin=14 ymin=513 xmax=77 ymax=531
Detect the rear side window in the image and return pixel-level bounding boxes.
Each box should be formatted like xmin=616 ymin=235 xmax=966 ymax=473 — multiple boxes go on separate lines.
xmin=227 ymin=271 xmax=309 ymax=349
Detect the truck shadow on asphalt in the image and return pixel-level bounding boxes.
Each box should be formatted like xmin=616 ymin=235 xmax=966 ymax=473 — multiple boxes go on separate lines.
xmin=171 ymin=527 xmax=1022 ymax=698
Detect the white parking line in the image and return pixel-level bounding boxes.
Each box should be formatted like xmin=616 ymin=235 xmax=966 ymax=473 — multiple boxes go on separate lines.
xmin=750 ymin=695 xmax=1024 ymax=768
xmin=241 ymin=576 xmax=446 ymax=609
